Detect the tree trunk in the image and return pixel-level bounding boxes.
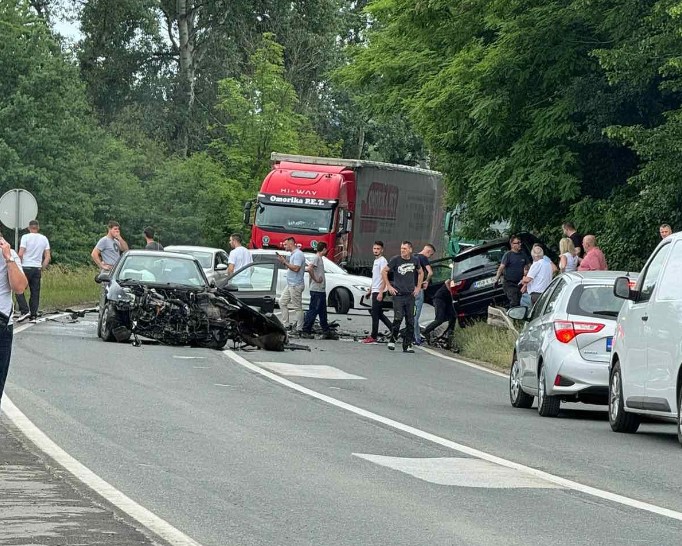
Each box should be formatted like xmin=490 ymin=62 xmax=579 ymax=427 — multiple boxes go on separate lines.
xmin=356 ymin=126 xmax=365 ymax=159
xmin=176 ymin=0 xmax=196 ymax=157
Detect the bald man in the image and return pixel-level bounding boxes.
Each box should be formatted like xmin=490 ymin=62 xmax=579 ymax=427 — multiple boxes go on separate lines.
xmin=578 ymin=235 xmax=608 ymax=271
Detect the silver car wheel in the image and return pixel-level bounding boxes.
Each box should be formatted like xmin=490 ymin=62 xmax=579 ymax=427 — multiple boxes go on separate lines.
xmin=610 ymin=371 xmax=620 ymax=423
xmin=538 ymin=367 xmax=546 ymax=403
xmin=510 ymin=360 xmax=521 ymax=402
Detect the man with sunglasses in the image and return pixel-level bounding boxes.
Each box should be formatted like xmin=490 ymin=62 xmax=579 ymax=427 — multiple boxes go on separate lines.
xmin=494 ymin=235 xmax=530 ymax=308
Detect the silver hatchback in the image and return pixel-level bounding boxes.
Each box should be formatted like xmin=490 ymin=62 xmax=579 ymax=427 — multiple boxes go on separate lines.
xmin=507 ymin=271 xmax=638 ymax=417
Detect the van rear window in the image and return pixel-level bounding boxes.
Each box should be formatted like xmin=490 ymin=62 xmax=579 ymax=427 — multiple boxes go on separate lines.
xmin=567 ymin=285 xmax=623 ymax=319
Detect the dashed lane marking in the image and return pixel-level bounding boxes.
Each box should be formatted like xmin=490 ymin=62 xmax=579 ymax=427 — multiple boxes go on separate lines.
xmin=255 ymin=362 xmax=365 ymax=380
xmin=225 ymin=349 xmax=682 ymax=523
xmin=354 ymin=455 xmax=561 ymax=489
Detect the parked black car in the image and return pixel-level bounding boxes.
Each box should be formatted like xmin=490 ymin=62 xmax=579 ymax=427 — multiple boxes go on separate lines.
xmin=425 ymin=233 xmax=557 ymax=323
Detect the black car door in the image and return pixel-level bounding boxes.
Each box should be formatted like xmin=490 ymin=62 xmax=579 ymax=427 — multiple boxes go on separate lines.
xmin=224 ymin=262 xmax=279 ymax=312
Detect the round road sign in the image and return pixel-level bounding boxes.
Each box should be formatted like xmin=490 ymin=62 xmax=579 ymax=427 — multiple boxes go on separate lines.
xmin=0 ymin=189 xmax=38 ymax=230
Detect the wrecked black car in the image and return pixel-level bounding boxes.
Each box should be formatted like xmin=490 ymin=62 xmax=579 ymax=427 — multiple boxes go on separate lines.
xmin=96 ymin=250 xmax=286 ymax=351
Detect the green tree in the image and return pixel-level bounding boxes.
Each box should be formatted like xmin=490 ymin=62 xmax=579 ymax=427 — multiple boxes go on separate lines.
xmin=211 ymin=34 xmax=336 ymax=194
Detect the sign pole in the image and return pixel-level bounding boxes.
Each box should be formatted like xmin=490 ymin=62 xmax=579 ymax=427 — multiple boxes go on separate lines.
xmin=14 ymin=190 xmax=20 ymax=250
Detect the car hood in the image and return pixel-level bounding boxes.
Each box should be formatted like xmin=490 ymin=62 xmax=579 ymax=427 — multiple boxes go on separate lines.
xmin=332 ymin=273 xmax=372 ymax=285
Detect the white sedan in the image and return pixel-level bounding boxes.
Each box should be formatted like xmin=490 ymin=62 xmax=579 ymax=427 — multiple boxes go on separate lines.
xmin=227 ymin=249 xmax=372 ymax=314
xmin=165 ymin=245 xmax=230 ymax=285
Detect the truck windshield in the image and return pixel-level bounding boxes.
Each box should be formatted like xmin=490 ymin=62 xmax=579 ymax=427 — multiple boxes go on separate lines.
xmin=255 ymin=204 xmax=333 ymax=233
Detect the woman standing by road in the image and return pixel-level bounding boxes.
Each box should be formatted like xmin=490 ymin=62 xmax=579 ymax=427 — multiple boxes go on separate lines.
xmin=559 ymin=237 xmax=579 ymax=273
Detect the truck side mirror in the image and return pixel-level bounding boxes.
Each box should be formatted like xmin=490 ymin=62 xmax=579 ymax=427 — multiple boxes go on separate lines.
xmin=243 ymin=201 xmax=253 ymax=226
xmin=445 ymin=211 xmax=454 ymax=235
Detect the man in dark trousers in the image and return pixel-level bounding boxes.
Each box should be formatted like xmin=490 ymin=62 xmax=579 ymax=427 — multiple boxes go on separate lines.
xmin=422 ymin=279 xmax=458 ymax=347
xmin=15 ymin=220 xmax=50 ymax=322
xmin=494 ymin=235 xmax=529 ymax=308
xmin=382 ymin=241 xmax=423 ymax=353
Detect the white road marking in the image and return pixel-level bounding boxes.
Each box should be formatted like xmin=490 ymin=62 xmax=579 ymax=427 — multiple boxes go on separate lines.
xmin=192 ymin=366 xmax=211 ymax=369
xmin=354 ymin=455 xmax=560 ymax=489
xmin=225 ymin=349 xmax=682 ymax=523
xmin=419 ymin=346 xmax=508 ymax=378
xmin=255 ymin=362 xmax=365 ymax=380
xmin=2 ymin=398 xmax=203 ymax=546
xmin=173 ymin=356 xmax=207 ymax=360
xmin=214 ymin=384 xmax=233 ymax=387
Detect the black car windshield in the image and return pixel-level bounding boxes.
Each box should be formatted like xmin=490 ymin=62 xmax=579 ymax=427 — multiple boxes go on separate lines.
xmin=256 ymin=204 xmax=333 ymax=233
xmin=452 ymin=244 xmax=511 ymax=276
xmin=118 ymin=255 xmax=205 ymax=287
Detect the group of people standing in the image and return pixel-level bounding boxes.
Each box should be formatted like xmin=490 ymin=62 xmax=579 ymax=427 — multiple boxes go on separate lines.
xmin=276 ymin=238 xmax=453 ymax=353
xmin=496 ymin=222 xmax=609 ymax=308
xmin=361 ymin=240 xmax=454 ymax=353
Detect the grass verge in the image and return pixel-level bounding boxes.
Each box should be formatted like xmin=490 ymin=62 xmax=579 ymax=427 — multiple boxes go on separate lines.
xmin=33 ymin=265 xmax=101 ymax=312
xmin=452 ymin=320 xmax=517 ymax=370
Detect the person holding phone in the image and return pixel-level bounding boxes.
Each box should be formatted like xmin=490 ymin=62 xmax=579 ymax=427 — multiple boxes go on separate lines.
xmin=277 ymin=237 xmax=306 ymax=332
xmin=0 ymin=234 xmax=28 ymax=409
xmin=91 ymin=221 xmax=129 ymax=273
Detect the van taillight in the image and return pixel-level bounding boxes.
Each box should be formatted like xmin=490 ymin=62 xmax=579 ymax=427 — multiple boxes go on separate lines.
xmin=553 ymin=321 xmax=605 ymax=343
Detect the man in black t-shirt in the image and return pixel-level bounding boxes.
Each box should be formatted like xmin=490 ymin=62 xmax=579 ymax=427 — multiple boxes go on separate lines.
xmin=562 ymin=221 xmax=583 ymax=258
xmin=382 ymin=241 xmax=424 ymax=353
xmin=494 ymin=235 xmax=530 ymax=308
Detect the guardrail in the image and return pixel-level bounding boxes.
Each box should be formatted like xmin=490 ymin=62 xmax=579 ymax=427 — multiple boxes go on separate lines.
xmin=487 ymin=305 xmax=519 ymax=337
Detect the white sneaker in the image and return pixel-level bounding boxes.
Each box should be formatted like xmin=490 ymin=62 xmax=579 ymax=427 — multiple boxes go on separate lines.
xmin=387 ymin=341 xmax=395 ymax=351
xmin=17 ymin=313 xmax=30 ymax=322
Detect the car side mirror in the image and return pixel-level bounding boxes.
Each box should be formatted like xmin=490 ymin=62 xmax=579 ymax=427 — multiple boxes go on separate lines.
xmin=613 ymin=276 xmax=633 ymax=300
xmin=95 ymin=272 xmax=110 ymax=284
xmin=223 ymin=284 xmax=238 ymax=292
xmin=507 ymin=306 xmax=529 ymax=320
xmin=215 ymin=263 xmax=228 ymax=271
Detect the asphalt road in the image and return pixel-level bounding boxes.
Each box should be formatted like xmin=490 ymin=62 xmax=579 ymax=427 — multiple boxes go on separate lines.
xmin=6 ymin=309 xmax=682 ymax=545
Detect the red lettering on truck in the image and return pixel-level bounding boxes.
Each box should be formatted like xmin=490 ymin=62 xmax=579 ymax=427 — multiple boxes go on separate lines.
xmin=360 ymin=183 xmax=399 ymax=220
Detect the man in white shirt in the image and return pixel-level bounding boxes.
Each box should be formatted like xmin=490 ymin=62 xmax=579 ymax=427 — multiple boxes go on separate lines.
xmin=16 ymin=220 xmax=50 ymax=322
xmin=227 ymin=233 xmax=252 ymax=275
xmin=521 ymin=246 xmax=553 ymax=304
xmin=361 ymin=241 xmax=393 ymax=344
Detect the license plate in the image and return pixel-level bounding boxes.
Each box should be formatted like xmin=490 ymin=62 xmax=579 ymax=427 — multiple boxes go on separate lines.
xmin=472 ymin=277 xmax=496 ymax=290
xmin=606 ymin=337 xmax=613 ymax=352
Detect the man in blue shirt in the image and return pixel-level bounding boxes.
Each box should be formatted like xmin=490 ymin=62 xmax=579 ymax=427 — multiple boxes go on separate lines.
xmin=277 ymin=237 xmax=306 ymax=332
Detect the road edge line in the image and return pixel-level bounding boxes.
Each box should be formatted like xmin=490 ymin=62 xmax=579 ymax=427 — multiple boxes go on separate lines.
xmin=2 ymin=397 xmax=203 ymax=546
xmin=418 ymin=345 xmax=508 ymax=378
xmin=224 ymin=349 xmax=682 ymax=523
xmin=4 ymin=315 xmax=203 ymax=546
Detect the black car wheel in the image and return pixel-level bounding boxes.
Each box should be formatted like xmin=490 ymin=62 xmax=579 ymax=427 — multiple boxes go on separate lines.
xmin=537 ymin=364 xmax=560 ymax=417
xmin=509 ymin=353 xmax=533 ymax=408
xmin=100 ymin=304 xmax=130 ymax=343
xmin=330 ymin=288 xmax=351 ymax=314
xmin=609 ymin=361 xmax=640 ymax=433
xmin=99 ymin=303 xmax=117 ymax=342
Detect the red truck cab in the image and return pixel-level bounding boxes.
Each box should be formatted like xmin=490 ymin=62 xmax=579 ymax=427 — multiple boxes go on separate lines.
xmin=247 ymin=159 xmax=355 ymax=264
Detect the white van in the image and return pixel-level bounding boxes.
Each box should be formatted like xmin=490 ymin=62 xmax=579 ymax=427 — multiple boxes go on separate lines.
xmin=610 ymin=232 xmax=682 ymax=444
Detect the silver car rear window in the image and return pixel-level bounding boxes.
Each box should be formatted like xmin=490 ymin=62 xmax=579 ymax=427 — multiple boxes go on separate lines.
xmin=567 ymin=285 xmax=623 ymax=319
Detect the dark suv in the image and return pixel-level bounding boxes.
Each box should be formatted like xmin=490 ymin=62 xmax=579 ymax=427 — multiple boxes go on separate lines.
xmin=425 ymin=233 xmax=557 ymax=323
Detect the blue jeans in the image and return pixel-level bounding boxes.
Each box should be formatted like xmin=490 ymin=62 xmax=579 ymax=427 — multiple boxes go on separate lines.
xmin=0 ymin=325 xmax=14 ymax=407
xmin=302 ymin=291 xmax=329 ymax=333
xmin=414 ymin=290 xmax=425 ymax=341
